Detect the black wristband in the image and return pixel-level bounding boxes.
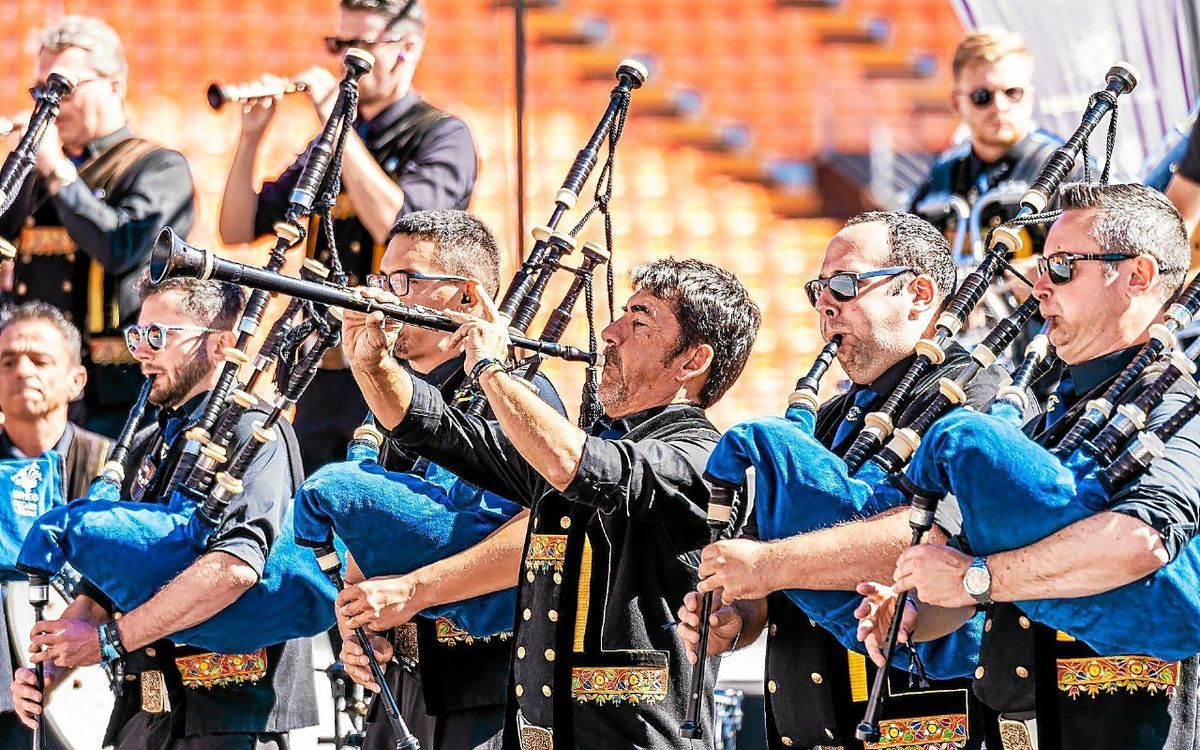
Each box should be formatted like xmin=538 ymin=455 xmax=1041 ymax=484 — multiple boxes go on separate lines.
xmin=98 ymin=619 xmax=127 ymax=663
xmin=468 ymin=357 xmax=505 ymax=387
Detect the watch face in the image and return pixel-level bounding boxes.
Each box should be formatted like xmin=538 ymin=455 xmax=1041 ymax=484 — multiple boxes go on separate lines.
xmin=964 ymin=566 xmax=991 ymax=596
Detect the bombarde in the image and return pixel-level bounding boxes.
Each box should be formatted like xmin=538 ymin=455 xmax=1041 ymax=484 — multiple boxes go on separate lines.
xmin=150 ymin=227 xmax=601 ymax=365
xmin=207 ymin=78 xmax=309 ymax=110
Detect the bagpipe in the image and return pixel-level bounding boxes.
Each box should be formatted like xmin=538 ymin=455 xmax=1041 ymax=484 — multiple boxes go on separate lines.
xmin=15 ymin=50 xmax=380 ymax=656
xmin=891 ymin=279 xmax=1200 ymax=665
xmin=851 ymin=62 xmax=1140 ymax=741
xmin=290 ymin=60 xmax=646 ymax=650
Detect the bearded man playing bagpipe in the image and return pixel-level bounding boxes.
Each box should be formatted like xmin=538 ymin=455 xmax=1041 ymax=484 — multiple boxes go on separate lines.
xmin=676 ymin=211 xmax=1030 ymax=750
xmin=12 ymin=275 xmax=319 ymax=749
xmin=857 ymin=182 xmax=1200 ymax=749
xmin=339 ymin=257 xmax=760 ymax=749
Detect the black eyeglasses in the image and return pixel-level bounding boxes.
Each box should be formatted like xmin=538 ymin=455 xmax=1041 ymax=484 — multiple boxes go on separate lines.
xmin=956 ymin=86 xmax=1027 ymax=108
xmin=323 ymin=35 xmax=408 ymax=55
xmin=124 ymin=323 xmax=218 ymax=353
xmin=366 ymin=270 xmax=469 ymax=296
xmin=804 ymin=267 xmax=915 ymax=307
xmin=1036 ymin=252 xmax=1137 ymax=285
xmin=28 ymin=76 xmax=104 ymax=102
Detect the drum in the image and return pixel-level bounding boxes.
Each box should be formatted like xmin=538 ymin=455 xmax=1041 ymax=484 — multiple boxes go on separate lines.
xmin=4 ymin=580 xmax=113 ymax=749
xmin=714 ymin=688 xmax=745 ymax=750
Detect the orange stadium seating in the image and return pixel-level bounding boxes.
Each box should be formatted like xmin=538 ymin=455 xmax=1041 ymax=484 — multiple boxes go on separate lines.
xmin=0 ymin=0 xmax=964 ymax=426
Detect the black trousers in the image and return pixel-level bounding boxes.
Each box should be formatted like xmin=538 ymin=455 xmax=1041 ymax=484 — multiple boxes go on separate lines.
xmin=364 ymin=663 xmax=505 ymax=750
xmin=111 ymin=711 xmax=288 ymax=750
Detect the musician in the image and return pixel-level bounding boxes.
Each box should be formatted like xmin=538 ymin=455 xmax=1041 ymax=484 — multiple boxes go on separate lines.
xmin=338 ymin=258 xmax=759 ymax=748
xmin=333 ymin=209 xmax=564 ymax=750
xmin=219 ymin=0 xmax=478 ymax=473
xmin=858 ymin=183 xmax=1199 ymax=749
xmin=910 ymin=29 xmax=1060 ymax=225
xmin=0 ymin=302 xmax=111 ymax=746
xmin=1165 ymin=112 xmax=1200 ymax=268
xmin=11 ymin=276 xmax=317 ymax=748
xmin=0 ymin=16 xmax=197 ymax=437
xmin=676 ymin=211 xmax=1013 ymax=749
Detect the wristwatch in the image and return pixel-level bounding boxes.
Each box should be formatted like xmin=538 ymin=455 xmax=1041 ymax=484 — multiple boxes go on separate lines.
xmin=47 ymin=159 xmax=78 ymax=192
xmin=962 ymin=556 xmax=993 ymax=605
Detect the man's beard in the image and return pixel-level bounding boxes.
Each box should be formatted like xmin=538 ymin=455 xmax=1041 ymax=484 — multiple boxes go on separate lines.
xmin=597 ymin=345 xmax=625 ymax=407
xmin=152 ymin=355 xmax=213 ymax=409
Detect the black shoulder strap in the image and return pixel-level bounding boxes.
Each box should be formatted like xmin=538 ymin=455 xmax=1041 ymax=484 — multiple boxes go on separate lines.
xmin=370 ymin=99 xmax=452 ymax=175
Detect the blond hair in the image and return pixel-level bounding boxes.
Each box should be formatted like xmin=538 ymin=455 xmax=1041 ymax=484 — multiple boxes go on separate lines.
xmin=952 ymin=28 xmax=1031 ymax=79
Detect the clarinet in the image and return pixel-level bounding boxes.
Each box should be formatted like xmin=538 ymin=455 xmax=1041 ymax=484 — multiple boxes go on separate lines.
xmin=1083 ymin=335 xmax=1200 ymax=463
xmin=90 ymin=375 xmax=156 ymax=493
xmin=27 ymin=572 xmax=49 ymax=750
xmin=842 ymin=62 xmax=1138 ymax=474
xmin=870 ymin=296 xmax=1042 ymax=474
xmin=163 ymin=49 xmax=374 ymax=497
xmin=0 ymin=69 xmax=77 ymax=215
xmin=497 ymin=60 xmax=647 ymax=321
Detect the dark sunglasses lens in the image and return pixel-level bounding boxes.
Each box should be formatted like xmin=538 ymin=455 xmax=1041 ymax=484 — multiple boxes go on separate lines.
xmin=969 ymin=88 xmax=994 ymax=106
xmin=1005 ymin=87 xmax=1026 ymax=103
xmin=827 ymin=274 xmax=858 ymax=301
xmin=1046 ymin=258 xmax=1073 ymax=285
xmin=147 ymin=325 xmax=169 ymax=350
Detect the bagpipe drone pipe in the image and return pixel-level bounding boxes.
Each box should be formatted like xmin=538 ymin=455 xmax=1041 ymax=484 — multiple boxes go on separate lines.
xmin=12 ymin=49 xmax=381 ymax=653
xmin=887 ymin=331 xmax=1200 ymax=663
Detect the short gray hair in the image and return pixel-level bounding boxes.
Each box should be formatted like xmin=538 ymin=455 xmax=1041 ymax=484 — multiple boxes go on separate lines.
xmin=1058 ymin=182 xmax=1189 ymax=299
xmin=387 ymin=209 xmax=501 ymax=297
xmin=40 ymin=16 xmax=127 ymax=79
xmin=0 ymin=302 xmax=83 ymax=367
xmin=138 ymin=274 xmax=245 ymax=331
xmin=845 ymin=211 xmax=957 ymax=299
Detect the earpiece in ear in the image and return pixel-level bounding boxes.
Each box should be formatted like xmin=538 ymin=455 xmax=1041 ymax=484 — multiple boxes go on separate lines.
xmin=461 ymin=292 xmax=472 ymax=305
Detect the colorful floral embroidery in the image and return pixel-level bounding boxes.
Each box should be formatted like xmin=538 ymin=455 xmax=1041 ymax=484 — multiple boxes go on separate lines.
xmin=865 ymin=713 xmax=968 ymax=749
xmin=434 ymin=617 xmax=511 ymax=646
xmin=570 ymin=665 xmax=669 ymax=705
xmin=526 ymin=534 xmax=568 ymax=574
xmin=175 ymin=648 xmax=267 ymax=689
xmin=1057 ymin=655 xmax=1179 ymax=698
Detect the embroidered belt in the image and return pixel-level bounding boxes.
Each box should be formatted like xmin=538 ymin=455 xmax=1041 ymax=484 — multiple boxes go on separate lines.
xmin=570 ymin=664 xmax=669 ymax=706
xmin=18 ymin=226 xmax=75 ymax=256
xmin=432 ymin=616 xmax=510 ymax=646
xmin=174 ymin=648 xmax=268 ymax=689
xmin=1056 ymin=654 xmax=1179 ymax=698
xmin=866 ymin=713 xmax=968 ymax=750
xmin=525 ymin=533 xmax=568 ymax=574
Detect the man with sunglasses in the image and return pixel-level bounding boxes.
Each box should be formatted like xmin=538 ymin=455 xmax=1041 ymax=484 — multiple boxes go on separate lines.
xmin=12 ymin=275 xmax=319 ymax=749
xmin=909 ymin=29 xmax=1075 ymax=259
xmin=0 ymin=16 xmax=197 ymax=439
xmin=331 ymin=209 xmax=563 ymax=750
xmin=857 ymin=182 xmax=1200 ymax=750
xmin=676 ymin=211 xmax=1019 ymax=750
xmin=219 ymin=0 xmax=477 ymax=474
